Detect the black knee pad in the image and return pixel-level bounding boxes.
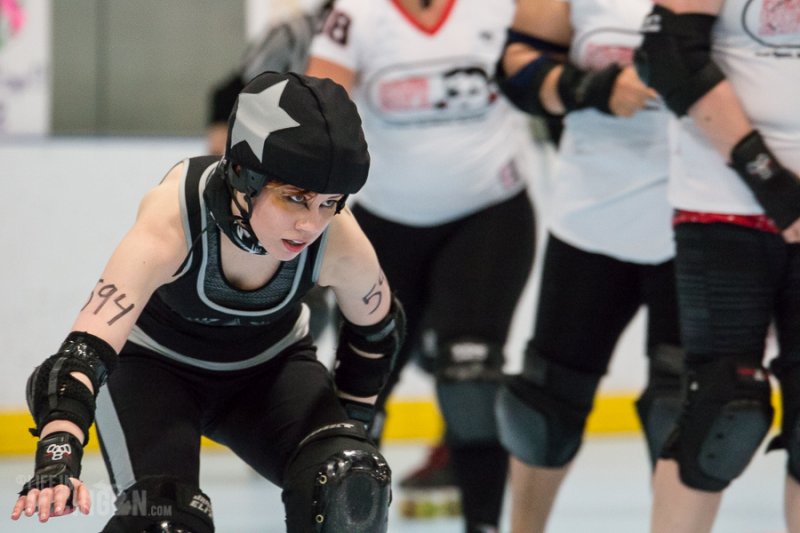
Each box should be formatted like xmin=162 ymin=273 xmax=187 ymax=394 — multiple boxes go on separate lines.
xmin=102 ymin=476 xmax=214 ymax=533
xmin=662 ymin=356 xmax=774 ymax=492
xmin=434 ymin=338 xmax=505 ymax=444
xmin=636 ymin=344 xmax=685 ymax=466
xmin=283 ymin=422 xmax=391 ymax=533
xmin=496 ymin=351 xmax=601 ymax=467
xmin=768 ymin=361 xmax=800 ymax=482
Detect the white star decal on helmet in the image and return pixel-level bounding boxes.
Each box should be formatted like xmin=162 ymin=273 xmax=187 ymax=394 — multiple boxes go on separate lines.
xmin=229 ymin=79 xmax=301 ymax=163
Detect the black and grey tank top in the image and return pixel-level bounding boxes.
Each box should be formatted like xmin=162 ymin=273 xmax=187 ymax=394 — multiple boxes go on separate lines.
xmin=129 ymin=156 xmax=329 ymax=370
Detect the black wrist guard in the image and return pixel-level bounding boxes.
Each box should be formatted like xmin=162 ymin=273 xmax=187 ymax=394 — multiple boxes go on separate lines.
xmin=557 ymin=62 xmax=622 ymax=115
xmin=334 ymin=295 xmax=406 ymax=398
xmin=730 ymin=130 xmax=800 ymax=229
xmin=26 ymin=331 xmax=118 ymax=443
xmin=19 ymin=432 xmax=83 ymax=508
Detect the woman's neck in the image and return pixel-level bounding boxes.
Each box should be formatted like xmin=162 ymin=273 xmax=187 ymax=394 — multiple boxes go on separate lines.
xmin=395 ymin=0 xmax=451 ymax=26
xmin=219 ymin=232 xmax=281 ymax=291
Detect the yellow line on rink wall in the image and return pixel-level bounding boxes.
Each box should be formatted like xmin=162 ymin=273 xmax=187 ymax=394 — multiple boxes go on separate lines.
xmin=0 ymin=392 xmax=782 ymax=455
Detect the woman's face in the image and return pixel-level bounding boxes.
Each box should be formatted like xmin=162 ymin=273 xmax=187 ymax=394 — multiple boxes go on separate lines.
xmin=247 ymin=184 xmax=342 ymax=260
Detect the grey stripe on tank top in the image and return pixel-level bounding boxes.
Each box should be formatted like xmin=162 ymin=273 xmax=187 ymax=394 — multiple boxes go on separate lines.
xmin=127 ymin=303 xmax=311 ymax=371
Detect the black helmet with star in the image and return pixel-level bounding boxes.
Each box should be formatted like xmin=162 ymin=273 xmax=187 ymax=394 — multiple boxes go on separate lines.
xmin=225 ymin=71 xmax=370 ymax=196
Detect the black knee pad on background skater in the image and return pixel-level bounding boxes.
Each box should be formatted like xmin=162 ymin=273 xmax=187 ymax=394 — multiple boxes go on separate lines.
xmin=282 ymin=422 xmax=391 ymax=533
xmin=101 ymin=476 xmax=214 ymax=533
xmin=434 ymin=338 xmax=504 ymax=444
xmin=636 ymin=343 xmax=685 ymax=466
xmin=661 ymin=355 xmax=773 ymax=491
xmin=768 ymin=361 xmax=800 ymax=482
xmin=496 ymin=351 xmax=601 ymax=467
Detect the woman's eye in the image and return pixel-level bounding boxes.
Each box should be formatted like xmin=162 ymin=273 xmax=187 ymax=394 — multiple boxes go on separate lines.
xmin=287 ymin=194 xmax=306 ymax=204
xmin=321 ymin=199 xmax=339 ymax=209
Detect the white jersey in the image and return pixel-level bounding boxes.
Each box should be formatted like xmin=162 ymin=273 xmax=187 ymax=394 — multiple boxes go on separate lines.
xmin=669 ymin=0 xmax=800 ymax=215
xmin=310 ymin=0 xmax=532 ymax=226
xmin=550 ymin=0 xmax=674 ymax=264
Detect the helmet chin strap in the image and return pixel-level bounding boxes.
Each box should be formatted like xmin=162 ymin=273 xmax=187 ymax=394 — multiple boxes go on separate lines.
xmin=228 ymin=188 xmax=269 ymax=255
xmin=203 ymin=161 xmax=269 ymax=255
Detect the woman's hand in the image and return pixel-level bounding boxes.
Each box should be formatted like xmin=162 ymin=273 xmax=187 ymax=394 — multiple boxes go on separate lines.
xmin=11 ymin=431 xmax=91 ymax=523
xmin=12 ymin=477 xmax=91 ymax=522
xmin=609 ymin=66 xmax=659 ymax=117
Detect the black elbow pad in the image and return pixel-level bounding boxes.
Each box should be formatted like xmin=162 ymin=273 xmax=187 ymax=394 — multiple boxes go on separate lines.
xmin=334 ymin=295 xmax=405 ymax=397
xmin=26 ymin=331 xmax=118 ymax=443
xmin=495 ymin=28 xmax=568 ymax=116
xmin=496 ymin=54 xmax=561 ymax=116
xmin=635 ymin=5 xmax=725 ymax=116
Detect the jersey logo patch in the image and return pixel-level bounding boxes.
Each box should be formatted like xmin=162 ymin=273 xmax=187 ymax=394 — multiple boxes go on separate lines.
xmin=365 ymin=60 xmax=498 ymax=125
xmin=759 ymin=0 xmax=800 ymax=36
xmin=743 ymin=0 xmax=800 ymax=48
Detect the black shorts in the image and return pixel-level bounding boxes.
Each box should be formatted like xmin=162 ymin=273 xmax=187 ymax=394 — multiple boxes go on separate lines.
xmin=529 ymin=233 xmax=680 ymax=375
xmin=352 ymin=191 xmax=535 ymax=385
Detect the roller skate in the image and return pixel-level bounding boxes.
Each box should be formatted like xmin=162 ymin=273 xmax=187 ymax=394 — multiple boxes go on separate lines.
xmin=398 ymin=442 xmax=461 ymax=519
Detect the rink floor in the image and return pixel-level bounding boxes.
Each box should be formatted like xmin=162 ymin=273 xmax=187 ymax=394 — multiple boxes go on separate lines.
xmin=1 ymin=434 xmax=788 ymax=533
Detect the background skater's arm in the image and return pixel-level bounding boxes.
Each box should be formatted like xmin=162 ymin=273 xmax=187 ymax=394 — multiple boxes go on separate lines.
xmin=637 ymin=0 xmax=800 ymax=240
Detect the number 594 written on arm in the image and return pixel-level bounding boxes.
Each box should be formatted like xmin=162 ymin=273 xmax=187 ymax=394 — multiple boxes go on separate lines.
xmin=80 ymin=279 xmax=136 ymax=326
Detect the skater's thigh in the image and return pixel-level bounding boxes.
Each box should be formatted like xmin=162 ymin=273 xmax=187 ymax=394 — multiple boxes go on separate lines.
xmin=206 ymin=346 xmax=348 ymax=485
xmin=96 ymin=348 xmax=203 ymax=491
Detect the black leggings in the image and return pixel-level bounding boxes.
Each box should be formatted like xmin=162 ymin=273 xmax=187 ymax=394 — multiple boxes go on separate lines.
xmin=674 ymin=222 xmax=800 ymax=366
xmin=527 ymin=234 xmax=681 ymax=375
xmin=354 ymin=192 xmax=535 ymax=529
xmin=96 ymin=337 xmax=348 ymax=493
xmin=352 ymin=191 xmax=536 ymax=404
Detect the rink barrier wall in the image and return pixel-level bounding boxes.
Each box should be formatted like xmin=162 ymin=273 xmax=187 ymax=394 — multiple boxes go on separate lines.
xmin=0 ymin=392 xmax=783 ymax=455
